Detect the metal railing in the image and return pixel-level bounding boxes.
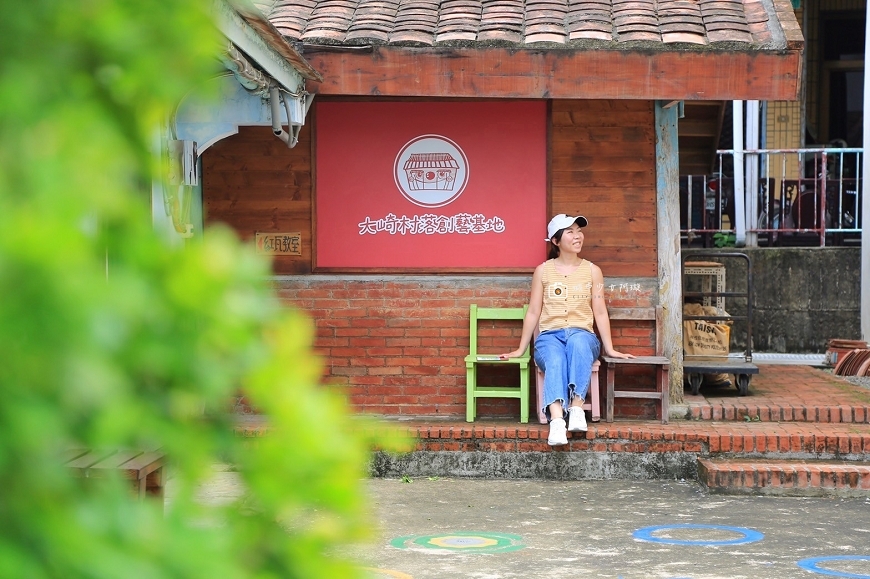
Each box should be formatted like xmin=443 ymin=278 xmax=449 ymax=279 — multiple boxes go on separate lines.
xmin=681 ymin=147 xmax=863 ymax=247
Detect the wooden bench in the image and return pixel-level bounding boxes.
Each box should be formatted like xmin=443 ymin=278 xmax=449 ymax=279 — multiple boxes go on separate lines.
xmin=64 ymin=448 xmax=166 ymax=503
xmin=601 ymin=306 xmax=670 ymax=424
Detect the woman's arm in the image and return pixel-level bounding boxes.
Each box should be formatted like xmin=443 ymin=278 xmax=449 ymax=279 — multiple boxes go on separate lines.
xmin=590 ymin=263 xmax=634 ymax=359
xmin=500 ymin=264 xmax=545 ymax=359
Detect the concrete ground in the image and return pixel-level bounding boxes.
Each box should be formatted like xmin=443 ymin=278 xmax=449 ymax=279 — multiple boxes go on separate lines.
xmin=182 ymin=467 xmax=870 ymax=579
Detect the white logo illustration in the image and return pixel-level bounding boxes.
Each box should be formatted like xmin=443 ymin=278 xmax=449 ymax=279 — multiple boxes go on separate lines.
xmin=394 ymin=135 xmax=469 ymax=208
xmin=550 ymin=282 xmax=566 ymax=299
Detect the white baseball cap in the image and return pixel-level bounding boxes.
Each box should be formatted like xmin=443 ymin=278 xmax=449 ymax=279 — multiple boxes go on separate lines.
xmin=545 ymin=214 xmax=588 ymax=241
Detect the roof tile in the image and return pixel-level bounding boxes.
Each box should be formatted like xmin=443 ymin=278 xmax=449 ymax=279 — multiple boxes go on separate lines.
xmin=477 ymin=28 xmax=524 ymax=42
xmin=662 ymin=31 xmax=707 ymax=43
xmin=270 ymin=0 xmax=791 ymax=48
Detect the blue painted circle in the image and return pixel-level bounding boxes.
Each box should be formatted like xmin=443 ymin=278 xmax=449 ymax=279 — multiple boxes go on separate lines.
xmin=797 ymin=556 xmax=870 ymax=578
xmin=632 ymin=524 xmax=764 ymax=546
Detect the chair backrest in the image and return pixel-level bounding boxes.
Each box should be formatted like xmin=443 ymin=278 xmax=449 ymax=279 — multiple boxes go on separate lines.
xmin=468 ymin=304 xmax=529 ymax=357
xmin=606 ymin=305 xmax=664 ymax=356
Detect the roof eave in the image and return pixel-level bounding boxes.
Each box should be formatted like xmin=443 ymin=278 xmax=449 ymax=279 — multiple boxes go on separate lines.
xmin=301 ymin=45 xmax=802 ymax=101
xmin=215 ymin=0 xmax=323 ymax=88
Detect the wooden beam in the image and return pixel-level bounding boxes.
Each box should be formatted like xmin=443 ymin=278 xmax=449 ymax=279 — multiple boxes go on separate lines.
xmin=303 ymin=46 xmax=802 ymax=101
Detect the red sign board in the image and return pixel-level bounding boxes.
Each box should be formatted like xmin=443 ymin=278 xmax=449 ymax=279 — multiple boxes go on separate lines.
xmin=315 ymin=101 xmax=546 ymax=269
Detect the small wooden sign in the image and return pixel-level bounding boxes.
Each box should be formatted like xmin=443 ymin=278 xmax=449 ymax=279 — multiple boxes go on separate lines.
xmin=255 ymin=232 xmax=302 ymax=256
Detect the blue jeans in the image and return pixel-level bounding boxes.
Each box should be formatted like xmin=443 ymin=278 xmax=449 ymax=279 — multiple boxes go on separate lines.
xmin=534 ymin=328 xmax=601 ymax=421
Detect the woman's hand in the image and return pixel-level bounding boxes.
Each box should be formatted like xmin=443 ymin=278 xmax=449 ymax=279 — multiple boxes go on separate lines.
xmin=499 ymin=349 xmax=525 ymax=360
xmin=604 ymin=349 xmax=635 ymax=359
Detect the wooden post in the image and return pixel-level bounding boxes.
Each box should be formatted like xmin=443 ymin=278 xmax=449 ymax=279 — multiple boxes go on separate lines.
xmin=654 ymin=100 xmax=684 ymax=403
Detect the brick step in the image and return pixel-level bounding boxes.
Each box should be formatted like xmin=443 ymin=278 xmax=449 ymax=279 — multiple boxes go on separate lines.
xmin=235 ymin=417 xmax=870 ymax=458
xmin=392 ymin=421 xmax=870 ymax=457
xmin=686 ymin=402 xmax=870 ymax=424
xmin=698 ymin=457 xmax=870 ymax=496
xmin=236 ymin=415 xmax=870 ymax=481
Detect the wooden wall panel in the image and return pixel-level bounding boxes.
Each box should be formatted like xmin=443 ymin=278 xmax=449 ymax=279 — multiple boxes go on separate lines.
xmin=202 ymin=100 xmax=657 ymax=278
xmin=550 ymin=100 xmax=657 ymax=277
xmin=202 ymin=125 xmax=313 ymax=274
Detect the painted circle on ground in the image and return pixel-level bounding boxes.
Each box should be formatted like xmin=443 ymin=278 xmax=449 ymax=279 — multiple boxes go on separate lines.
xmin=632 ymin=524 xmax=764 ymax=546
xmin=390 ymin=532 xmax=524 ymax=553
xmin=797 ymin=556 xmax=870 ymax=578
xmin=361 ymin=568 xmax=414 ymax=579
xmin=428 ymin=535 xmax=499 ymax=548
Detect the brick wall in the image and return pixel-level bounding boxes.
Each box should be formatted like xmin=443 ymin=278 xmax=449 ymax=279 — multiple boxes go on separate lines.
xmin=203 ymin=99 xmax=664 ymax=420
xmin=274 ymin=275 xmax=659 ymax=420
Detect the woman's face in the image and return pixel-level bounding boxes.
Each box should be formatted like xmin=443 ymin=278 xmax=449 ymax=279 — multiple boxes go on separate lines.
xmin=554 ymin=224 xmax=584 ymax=254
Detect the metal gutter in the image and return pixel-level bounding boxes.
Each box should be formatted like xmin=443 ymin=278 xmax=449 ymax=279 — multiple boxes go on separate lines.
xmin=219 ymin=42 xmax=271 ymax=96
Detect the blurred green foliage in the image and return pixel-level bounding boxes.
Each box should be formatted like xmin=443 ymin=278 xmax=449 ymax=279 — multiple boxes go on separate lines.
xmin=713 ymin=231 xmax=736 ymax=247
xmin=0 ymin=1 xmax=407 ymax=577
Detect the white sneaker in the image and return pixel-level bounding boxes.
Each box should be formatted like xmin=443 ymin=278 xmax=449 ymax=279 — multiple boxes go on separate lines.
xmin=547 ymin=418 xmax=568 ymax=446
xmin=568 ymin=407 xmax=587 ymax=432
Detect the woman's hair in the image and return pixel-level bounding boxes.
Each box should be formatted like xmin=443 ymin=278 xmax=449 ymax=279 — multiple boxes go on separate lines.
xmin=547 ymin=229 xmax=564 ymax=260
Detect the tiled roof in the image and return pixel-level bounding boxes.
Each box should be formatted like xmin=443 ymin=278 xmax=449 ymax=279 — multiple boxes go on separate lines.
xmin=262 ymin=0 xmax=794 ymax=49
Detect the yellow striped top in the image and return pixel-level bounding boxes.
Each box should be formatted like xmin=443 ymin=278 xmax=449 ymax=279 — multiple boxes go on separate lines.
xmin=538 ymin=259 xmax=595 ymax=333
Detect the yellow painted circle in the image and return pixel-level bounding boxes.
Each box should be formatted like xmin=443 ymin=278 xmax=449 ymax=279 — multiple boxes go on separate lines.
xmin=361 ymin=567 xmax=413 ymax=579
xmin=428 ymin=535 xmax=500 ymax=549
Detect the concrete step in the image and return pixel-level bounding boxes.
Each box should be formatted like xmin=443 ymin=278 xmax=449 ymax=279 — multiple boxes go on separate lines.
xmin=367 ymin=421 xmax=870 ymax=480
xmin=698 ymin=457 xmax=870 ymax=497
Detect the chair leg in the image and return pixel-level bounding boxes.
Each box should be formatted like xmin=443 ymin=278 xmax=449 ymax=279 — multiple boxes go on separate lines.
xmin=519 ymin=365 xmax=529 ymax=423
xmin=535 ymin=367 xmax=547 ymax=424
xmin=590 ymin=361 xmax=601 ymax=422
xmin=605 ymin=362 xmax=615 ymax=423
xmin=465 ymin=365 xmax=475 ymax=422
xmin=658 ymin=365 xmax=670 ymax=424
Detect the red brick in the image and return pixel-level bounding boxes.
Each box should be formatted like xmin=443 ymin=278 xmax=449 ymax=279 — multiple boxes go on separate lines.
xmin=332 ymin=367 xmax=367 ymax=377
xmin=318 ymin=318 xmax=351 ymax=328
xmin=317 ymin=337 xmax=349 ymax=347
xmin=334 ymin=328 xmax=370 ymax=337
xmin=765 ymin=434 xmax=779 ymax=451
xmin=838 ymin=436 xmax=851 ymax=455
xmin=795 ymin=468 xmax=809 ymax=488
xmin=368 ymin=367 xmax=404 ymax=375
xmin=818 ymin=407 xmax=830 ymax=423
xmin=386 ymin=318 xmax=423 ymax=328
xmin=404 ymin=328 xmax=442 ymax=338
xmin=781 ymin=466 xmax=795 ymax=487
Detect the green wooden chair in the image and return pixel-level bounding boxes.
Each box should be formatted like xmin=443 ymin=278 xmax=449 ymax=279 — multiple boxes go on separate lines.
xmin=464 ymin=304 xmax=531 ymax=423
